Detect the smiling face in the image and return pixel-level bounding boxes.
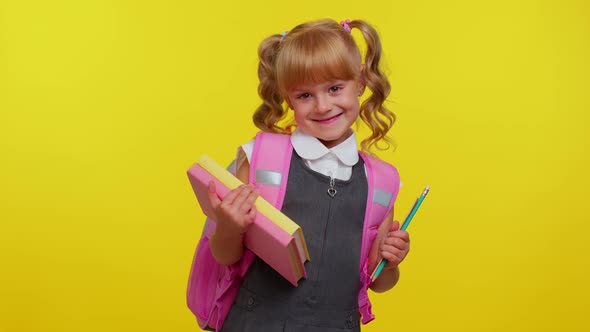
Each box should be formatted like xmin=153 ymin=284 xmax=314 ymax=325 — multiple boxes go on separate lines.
xmin=273 ymin=20 xmax=365 ymax=147
xmin=286 ymin=79 xmax=362 ymax=148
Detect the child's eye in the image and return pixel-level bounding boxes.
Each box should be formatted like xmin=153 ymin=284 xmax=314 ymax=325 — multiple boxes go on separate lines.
xmin=329 ymin=86 xmax=343 ymax=93
xmin=297 ymin=93 xmax=311 ymax=99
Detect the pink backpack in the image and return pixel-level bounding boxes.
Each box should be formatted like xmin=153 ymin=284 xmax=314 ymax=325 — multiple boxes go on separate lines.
xmin=187 ymin=132 xmax=400 ymax=330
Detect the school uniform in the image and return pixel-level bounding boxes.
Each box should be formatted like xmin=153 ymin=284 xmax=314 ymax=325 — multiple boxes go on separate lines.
xmin=221 ymin=129 xmax=367 ymax=331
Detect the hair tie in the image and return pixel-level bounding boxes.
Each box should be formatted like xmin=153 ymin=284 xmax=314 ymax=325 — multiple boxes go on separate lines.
xmin=280 ymin=31 xmax=289 ymax=42
xmin=340 ymin=19 xmax=351 ymax=33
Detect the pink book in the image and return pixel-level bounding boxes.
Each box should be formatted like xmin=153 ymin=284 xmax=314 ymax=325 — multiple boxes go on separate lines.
xmin=187 ymin=155 xmax=309 ymax=286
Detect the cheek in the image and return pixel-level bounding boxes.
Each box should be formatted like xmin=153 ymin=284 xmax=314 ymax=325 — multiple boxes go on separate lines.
xmin=344 ymin=94 xmax=360 ymax=106
xmin=345 ymin=99 xmax=361 ymax=114
xmin=293 ymin=110 xmax=306 ymax=123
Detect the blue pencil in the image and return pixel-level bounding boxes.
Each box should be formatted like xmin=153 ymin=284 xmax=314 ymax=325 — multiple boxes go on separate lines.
xmin=370 ymin=186 xmax=430 ymax=282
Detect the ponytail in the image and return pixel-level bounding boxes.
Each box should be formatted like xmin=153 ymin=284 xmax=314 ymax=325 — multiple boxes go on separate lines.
xmin=252 ymin=34 xmax=290 ymax=134
xmin=349 ymin=20 xmax=396 ymax=153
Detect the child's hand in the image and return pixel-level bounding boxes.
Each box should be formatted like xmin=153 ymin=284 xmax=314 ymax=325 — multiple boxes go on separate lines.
xmin=207 ymin=181 xmax=258 ymax=236
xmin=379 ymin=221 xmax=410 ymax=270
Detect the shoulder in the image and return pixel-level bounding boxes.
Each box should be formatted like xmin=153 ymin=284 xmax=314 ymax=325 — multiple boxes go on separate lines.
xmin=238 ymin=139 xmax=255 ymax=163
xmin=359 ymin=153 xmax=401 ymax=199
xmin=359 ymin=153 xmax=399 ymax=179
xmin=235 ymin=132 xmax=293 ymax=172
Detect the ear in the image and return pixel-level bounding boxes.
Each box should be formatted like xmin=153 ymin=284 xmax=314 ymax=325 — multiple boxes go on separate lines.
xmin=358 ymin=84 xmax=366 ymax=96
xmin=357 ymin=81 xmax=366 ymax=96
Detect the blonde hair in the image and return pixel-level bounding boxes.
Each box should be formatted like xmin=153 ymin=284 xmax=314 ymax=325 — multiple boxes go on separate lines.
xmin=253 ymin=19 xmax=395 ymax=153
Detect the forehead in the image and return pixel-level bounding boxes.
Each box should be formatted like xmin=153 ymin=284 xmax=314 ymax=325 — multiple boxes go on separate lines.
xmin=278 ymin=61 xmax=359 ymax=93
xmin=276 ymin=30 xmax=361 ymax=94
xmin=286 ymin=79 xmax=355 ymax=92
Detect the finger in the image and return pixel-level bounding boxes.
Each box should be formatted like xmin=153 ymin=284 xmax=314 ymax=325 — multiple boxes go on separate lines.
xmin=207 ymin=181 xmax=221 ymax=208
xmin=381 ymin=244 xmax=408 ymax=260
xmin=384 ymin=237 xmax=409 ymax=250
xmin=389 ymin=230 xmax=410 ymax=242
xmin=391 ymin=220 xmax=400 ymax=231
xmin=245 ymin=205 xmax=257 ymax=225
xmin=383 ymin=241 xmax=409 ymax=262
xmin=380 ymin=251 xmax=402 ymax=266
xmin=239 ymin=188 xmax=259 ymax=214
xmin=380 ymin=241 xmax=403 ymax=253
xmin=231 ymin=184 xmax=253 ymax=208
xmin=221 ymin=184 xmax=246 ymax=207
xmin=238 ymin=191 xmax=256 ymax=215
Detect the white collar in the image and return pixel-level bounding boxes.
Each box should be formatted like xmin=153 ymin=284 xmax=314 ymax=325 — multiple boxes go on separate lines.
xmin=291 ymin=128 xmax=359 ymax=166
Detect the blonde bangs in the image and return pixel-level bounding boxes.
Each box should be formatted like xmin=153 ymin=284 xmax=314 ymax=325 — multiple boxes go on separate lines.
xmin=276 ymin=28 xmax=361 ymax=93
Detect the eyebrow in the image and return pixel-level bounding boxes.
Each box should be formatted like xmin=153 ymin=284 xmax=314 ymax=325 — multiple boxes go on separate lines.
xmin=289 ymin=81 xmax=347 ymax=92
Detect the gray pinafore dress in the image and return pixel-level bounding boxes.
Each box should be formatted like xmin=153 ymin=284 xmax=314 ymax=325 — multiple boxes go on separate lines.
xmin=221 ymin=152 xmax=368 ymax=332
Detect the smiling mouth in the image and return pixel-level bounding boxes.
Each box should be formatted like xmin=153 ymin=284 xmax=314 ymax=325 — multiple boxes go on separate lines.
xmin=314 ymin=113 xmax=342 ymax=124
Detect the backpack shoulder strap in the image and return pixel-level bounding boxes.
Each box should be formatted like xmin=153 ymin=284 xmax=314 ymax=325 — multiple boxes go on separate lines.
xmin=187 ymin=133 xmax=294 ymax=331
xmin=249 ymin=132 xmax=293 ymax=209
xmin=234 ymin=132 xmax=293 ymax=276
xmin=357 ymin=152 xmax=400 ymax=324
xmin=360 ymin=152 xmax=400 ymax=238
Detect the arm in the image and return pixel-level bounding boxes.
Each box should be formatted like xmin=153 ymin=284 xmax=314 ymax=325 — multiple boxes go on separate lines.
xmin=368 ymin=209 xmax=411 ymax=293
xmin=209 ymin=159 xmax=258 ymax=265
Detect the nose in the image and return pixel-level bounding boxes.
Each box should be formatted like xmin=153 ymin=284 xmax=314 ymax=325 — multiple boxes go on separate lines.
xmin=315 ymin=94 xmax=332 ymax=114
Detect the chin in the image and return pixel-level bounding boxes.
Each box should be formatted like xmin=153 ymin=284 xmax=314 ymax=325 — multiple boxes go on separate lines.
xmin=318 ymin=136 xmax=345 ymax=147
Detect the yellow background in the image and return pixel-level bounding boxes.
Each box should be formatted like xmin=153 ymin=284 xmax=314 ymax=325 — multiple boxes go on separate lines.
xmin=1 ymin=0 xmax=588 ymax=331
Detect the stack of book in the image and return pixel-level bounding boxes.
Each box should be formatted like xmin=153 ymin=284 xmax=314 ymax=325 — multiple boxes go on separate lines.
xmin=187 ymin=155 xmax=309 ymax=286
